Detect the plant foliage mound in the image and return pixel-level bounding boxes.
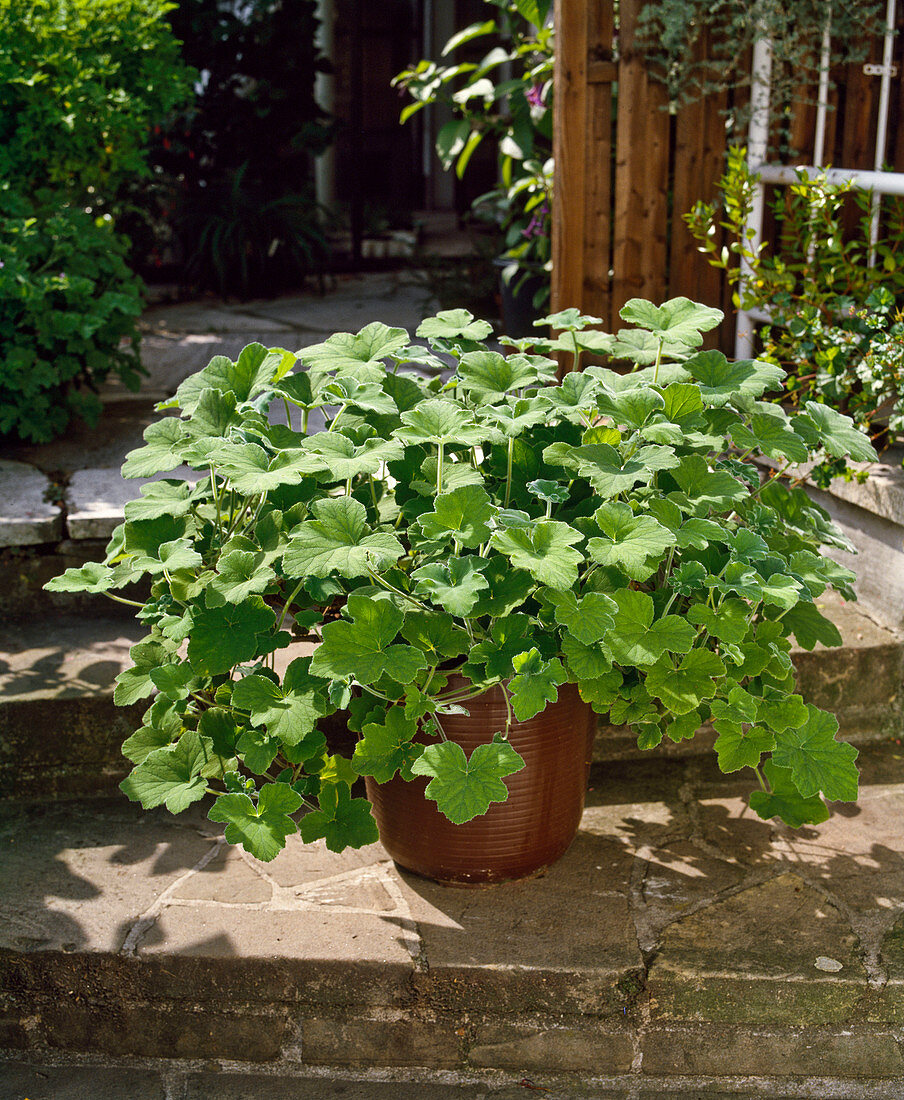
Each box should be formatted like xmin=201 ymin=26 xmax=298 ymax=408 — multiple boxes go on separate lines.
xmin=48 ymin=299 xmax=874 ymax=860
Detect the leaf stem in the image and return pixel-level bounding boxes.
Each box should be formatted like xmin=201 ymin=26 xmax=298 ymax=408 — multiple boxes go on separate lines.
xmin=276 ymin=578 xmax=308 ymax=631
xmin=101 ymin=591 xmax=144 ymax=608
xmin=436 ymin=440 xmax=445 ymax=495
xmin=366 ymin=568 xmax=432 ymax=612
xmin=503 ymin=435 xmax=514 ymax=508
xmin=752 ymin=763 xmax=768 ymax=793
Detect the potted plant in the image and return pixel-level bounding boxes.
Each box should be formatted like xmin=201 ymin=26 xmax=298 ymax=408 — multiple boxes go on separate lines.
xmin=47 ymin=298 xmax=873 ymax=884
xmin=393 ymin=0 xmax=554 ymax=333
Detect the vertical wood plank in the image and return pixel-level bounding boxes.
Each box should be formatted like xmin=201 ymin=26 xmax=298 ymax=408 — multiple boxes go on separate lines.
xmin=611 ymin=0 xmax=671 ymax=319
xmin=581 ymin=0 xmax=614 ymax=325
xmin=669 ymin=27 xmax=727 ymax=338
xmin=551 ymin=0 xmax=589 ymax=317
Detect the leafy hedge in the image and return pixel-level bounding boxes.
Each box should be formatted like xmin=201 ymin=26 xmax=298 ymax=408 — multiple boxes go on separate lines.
xmin=0 ymin=193 xmax=144 ymax=442
xmin=0 ymin=0 xmax=193 ymax=442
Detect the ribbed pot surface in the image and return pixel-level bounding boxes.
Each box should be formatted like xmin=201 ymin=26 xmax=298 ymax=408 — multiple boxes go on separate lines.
xmin=365 ymin=679 xmax=596 ymax=886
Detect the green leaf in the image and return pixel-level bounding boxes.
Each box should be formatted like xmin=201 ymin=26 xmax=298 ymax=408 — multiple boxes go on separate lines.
xmin=683 ymin=350 xmax=784 ymax=407
xmin=577 ymin=669 xmax=624 ymax=713
xmin=456 ymin=351 xmax=555 ymax=402
xmin=208 ymin=782 xmax=303 ymax=861
xmin=464 ymin=615 xmax=533 ymax=681
xmin=232 ymin=658 xmax=327 ymax=746
xmin=749 ymin=761 xmax=830 ymax=828
xmin=120 ymin=728 xmax=210 ymax=814
xmin=713 ymin=722 xmax=775 ymax=773
xmin=236 ymin=727 xmax=282 ymax=773
xmin=543 ymin=588 xmax=616 ymax=645
xmin=468 ymin=556 xmax=534 ymax=617
xmin=561 ymin=634 xmax=613 ymax=680
xmin=509 ymin=649 xmax=567 ymax=721
xmin=772 ymin=705 xmax=859 ymax=801
xmin=400 ymin=612 xmax=470 ymax=661
xmin=149 ymin=662 xmax=197 ymax=701
xmin=605 ymin=589 xmax=696 ymax=667
xmin=123 ymin=480 xmax=194 ymax=523
xmin=310 ymin=593 xmax=427 ymax=686
xmin=619 ymin=297 xmax=723 ymax=347
xmin=490 ymin=520 xmax=583 ymax=588
xmin=410 ymin=736 xmax=526 ymax=823
xmin=122 ymin=418 xmax=188 ymax=478
xmin=298 ymin=782 xmax=380 ymax=852
xmin=297 ymin=323 xmax=410 ymax=378
xmin=588 ymin=503 xmax=676 ymax=580
xmin=113 ymin=640 xmax=170 ymax=705
xmin=415 ymin=484 xmax=495 ymax=547
xmin=188 ymin=596 xmax=277 ymax=676
xmin=781 ymin=599 xmax=843 ymax=650
xmin=353 ymin=707 xmax=424 ymax=782
xmin=44 ymin=560 xmax=138 ymax=594
xmin=412 ymin=557 xmax=489 ymax=616
xmin=672 ymin=455 xmax=748 ymax=513
xmin=292 ymin=433 xmax=404 ymax=481
xmin=395 ymin=398 xmax=486 ymax=446
xmin=283 ymin=496 xmax=404 ymax=579
xmin=171 ymin=344 xmax=281 ymax=411
xmin=729 ymin=413 xmax=810 ymax=464
xmin=795 ymin=402 xmax=878 ymax=465
xmin=687 ymin=598 xmax=751 ymax=644
xmin=645 ymin=649 xmax=725 ymax=714
xmin=416 ymin=309 xmax=494 ymax=342
xmin=208 ymin=549 xmax=275 ymax=605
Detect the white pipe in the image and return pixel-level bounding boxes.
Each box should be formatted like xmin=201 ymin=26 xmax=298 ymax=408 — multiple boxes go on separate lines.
xmin=314 ymin=0 xmax=336 ymax=212
xmin=756 ymin=163 xmax=904 ymax=195
xmin=812 ymin=13 xmax=832 ymax=168
xmin=870 ymin=0 xmax=897 ymax=261
xmin=736 ymin=36 xmax=773 ymax=360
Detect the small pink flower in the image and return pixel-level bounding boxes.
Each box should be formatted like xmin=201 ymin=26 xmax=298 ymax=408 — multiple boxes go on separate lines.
xmin=525 ymin=84 xmax=544 ymax=108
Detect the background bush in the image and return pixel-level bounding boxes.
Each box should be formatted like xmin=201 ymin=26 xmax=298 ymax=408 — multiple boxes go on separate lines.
xmin=0 ymin=0 xmax=194 ymax=442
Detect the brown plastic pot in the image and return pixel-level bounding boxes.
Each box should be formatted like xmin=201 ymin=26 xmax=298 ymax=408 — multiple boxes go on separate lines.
xmin=365 ymin=677 xmax=596 ymax=886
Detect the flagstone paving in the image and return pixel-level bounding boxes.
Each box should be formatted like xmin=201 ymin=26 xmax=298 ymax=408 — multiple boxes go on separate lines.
xmin=2 ymin=742 xmax=904 ymax=1090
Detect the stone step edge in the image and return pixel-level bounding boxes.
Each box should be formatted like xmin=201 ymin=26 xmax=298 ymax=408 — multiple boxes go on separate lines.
xmin=3 ymin=956 xmax=903 ymax=1080
xmin=3 ymin=1054 xmax=904 ymax=1098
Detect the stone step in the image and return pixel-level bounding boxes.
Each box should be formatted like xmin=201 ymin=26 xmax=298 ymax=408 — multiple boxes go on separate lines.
xmin=1 ymin=594 xmax=901 ymax=800
xmin=2 ymin=743 xmax=904 ymax=1084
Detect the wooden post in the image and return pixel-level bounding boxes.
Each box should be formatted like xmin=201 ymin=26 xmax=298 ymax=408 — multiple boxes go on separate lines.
xmin=611 ymin=0 xmax=671 ymax=319
xmin=551 ymin=0 xmax=615 ymax=324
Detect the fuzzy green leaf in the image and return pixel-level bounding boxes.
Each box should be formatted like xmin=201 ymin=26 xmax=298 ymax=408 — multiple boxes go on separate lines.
xmin=645 ymin=649 xmax=725 ymax=714
xmin=298 ymin=782 xmax=380 ymax=852
xmin=209 ymin=782 xmax=303 ymax=861
xmin=543 ymin=588 xmax=616 ymax=645
xmin=490 ymin=520 xmax=583 ymax=588
xmin=412 ymin=557 xmax=489 ymax=616
xmin=232 ymin=658 xmax=327 ymax=746
xmin=120 ymin=728 xmax=210 ymax=814
xmin=605 ymin=589 xmax=696 ymax=667
xmin=509 ymin=649 xmax=567 ymax=721
xmin=188 ymin=597 xmax=277 ymax=676
xmin=415 ymin=484 xmax=495 ymax=547
xmin=410 ymin=736 xmax=526 ymax=823
xmin=772 ymin=705 xmax=859 ymax=801
xmin=749 ymin=761 xmax=830 ymax=828
xmin=588 ymin=503 xmax=676 ymax=580
xmin=353 ymin=707 xmax=423 ymax=782
xmin=283 ymin=497 xmax=404 ymax=579
xmin=298 ymin=323 xmax=410 ymax=378
xmin=310 ymin=593 xmax=427 ymax=686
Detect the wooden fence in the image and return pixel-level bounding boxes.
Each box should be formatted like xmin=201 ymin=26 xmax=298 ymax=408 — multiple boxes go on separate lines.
xmin=551 ymin=0 xmax=904 ymax=349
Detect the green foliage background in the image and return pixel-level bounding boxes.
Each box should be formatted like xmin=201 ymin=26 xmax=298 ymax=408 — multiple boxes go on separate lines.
xmin=0 ymin=0 xmax=193 ymax=442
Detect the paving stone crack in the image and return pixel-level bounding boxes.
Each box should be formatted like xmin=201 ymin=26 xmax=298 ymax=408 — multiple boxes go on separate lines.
xmin=119 ymin=835 xmax=226 ymax=956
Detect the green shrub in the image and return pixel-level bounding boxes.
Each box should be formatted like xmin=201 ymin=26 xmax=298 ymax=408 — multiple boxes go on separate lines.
xmin=0 ymin=0 xmax=194 ymax=212
xmin=0 ymin=195 xmax=144 ymax=443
